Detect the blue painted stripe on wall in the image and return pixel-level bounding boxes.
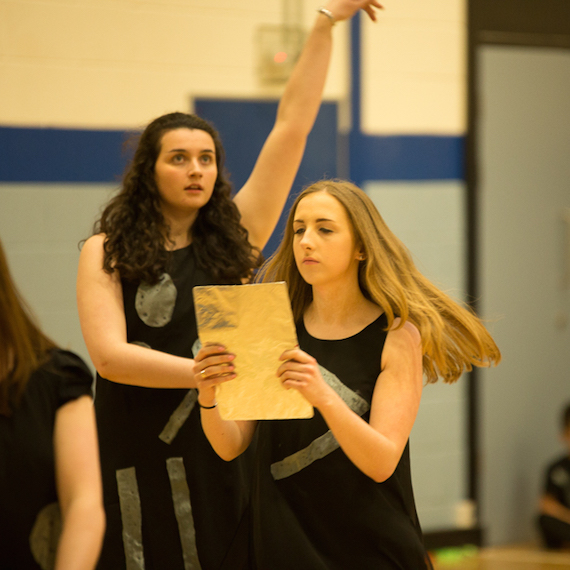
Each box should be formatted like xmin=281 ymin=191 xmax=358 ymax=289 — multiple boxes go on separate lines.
xmin=0 ymin=127 xmax=463 ymax=183
xmin=0 ymin=126 xmax=131 ymax=182
xmin=351 ymin=134 xmax=465 ymax=182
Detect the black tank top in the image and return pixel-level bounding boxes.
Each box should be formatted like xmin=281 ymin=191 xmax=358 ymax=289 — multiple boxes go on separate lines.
xmin=251 ymin=313 xmax=431 ymax=569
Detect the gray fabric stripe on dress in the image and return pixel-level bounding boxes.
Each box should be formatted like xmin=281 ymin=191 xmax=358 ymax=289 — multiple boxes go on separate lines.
xmin=318 ymin=365 xmax=370 ymax=416
xmin=159 ymin=390 xmax=197 ymax=444
xmin=166 ymin=457 xmax=201 ymax=570
xmin=116 ymin=467 xmax=145 ymax=570
xmin=271 ymin=430 xmax=340 ymax=480
xmin=271 ymin=365 xmax=371 ymax=481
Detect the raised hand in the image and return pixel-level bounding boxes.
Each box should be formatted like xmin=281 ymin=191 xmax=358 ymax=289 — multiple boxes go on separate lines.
xmin=324 ymin=0 xmax=384 ymax=23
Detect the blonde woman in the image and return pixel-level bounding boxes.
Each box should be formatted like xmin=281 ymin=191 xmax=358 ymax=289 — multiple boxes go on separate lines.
xmin=195 ymin=180 xmax=500 ymax=569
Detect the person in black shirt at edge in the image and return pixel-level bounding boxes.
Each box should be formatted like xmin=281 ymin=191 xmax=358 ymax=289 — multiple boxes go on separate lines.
xmin=538 ymin=402 xmax=570 ymax=549
xmin=0 ymin=237 xmax=104 ymax=569
xmin=196 ymin=180 xmax=501 ymax=569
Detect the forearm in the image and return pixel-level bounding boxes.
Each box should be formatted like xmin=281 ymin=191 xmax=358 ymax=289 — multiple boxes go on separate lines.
xmin=199 ymin=403 xmax=254 ymax=461
xmin=55 ymin=499 xmax=105 ymax=570
xmin=318 ymin=392 xmax=401 ymax=482
xmin=274 ymin=12 xmax=334 ymax=136
xmin=94 ymin=342 xmax=197 ymax=389
xmin=540 ymin=495 xmax=570 ymax=524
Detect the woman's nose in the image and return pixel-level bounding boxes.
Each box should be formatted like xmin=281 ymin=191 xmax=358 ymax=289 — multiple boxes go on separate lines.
xmin=188 ymin=159 xmax=202 ymax=176
xmin=299 ymin=231 xmax=313 ymax=249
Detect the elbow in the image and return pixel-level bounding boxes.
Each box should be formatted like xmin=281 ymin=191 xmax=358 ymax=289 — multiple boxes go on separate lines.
xmin=90 ymin=502 xmax=107 ymax=541
xmin=93 ymin=504 xmax=106 ymax=542
xmin=99 ymin=507 xmax=107 ymax=539
xmin=92 ymin=352 xmax=120 ymax=382
xmin=219 ymin=450 xmax=241 ymax=462
xmin=367 ymin=454 xmax=400 ymax=483
xmin=212 ymin=439 xmax=250 ymax=462
xmin=93 ymin=358 xmax=111 ymax=380
xmin=216 ymin=442 xmax=248 ymax=462
xmin=370 ymin=466 xmax=396 ymax=484
xmin=85 ymin=338 xmax=129 ymax=382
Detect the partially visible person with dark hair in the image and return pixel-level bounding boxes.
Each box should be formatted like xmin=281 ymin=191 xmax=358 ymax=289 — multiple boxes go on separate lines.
xmin=0 ymin=238 xmax=104 ymax=569
xmin=537 ymin=403 xmax=570 ymax=549
xmin=77 ymin=3 xmax=383 ymax=568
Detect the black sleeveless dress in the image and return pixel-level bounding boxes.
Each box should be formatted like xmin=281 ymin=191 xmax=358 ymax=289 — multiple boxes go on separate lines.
xmin=250 ymin=314 xmax=431 ymax=569
xmin=95 ymin=244 xmax=252 ymax=570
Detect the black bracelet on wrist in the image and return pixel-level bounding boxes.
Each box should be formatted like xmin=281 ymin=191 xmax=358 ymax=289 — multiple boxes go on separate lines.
xmin=198 ymin=401 xmax=218 ymax=410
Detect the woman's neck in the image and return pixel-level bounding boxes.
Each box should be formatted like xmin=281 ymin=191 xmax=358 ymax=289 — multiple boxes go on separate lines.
xmin=304 ymin=284 xmax=382 ymax=340
xmin=163 ymin=211 xmax=197 ymax=250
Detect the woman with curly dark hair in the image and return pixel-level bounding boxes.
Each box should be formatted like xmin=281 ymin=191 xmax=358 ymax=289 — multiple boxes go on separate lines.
xmin=77 ymin=2 xmax=383 ymax=569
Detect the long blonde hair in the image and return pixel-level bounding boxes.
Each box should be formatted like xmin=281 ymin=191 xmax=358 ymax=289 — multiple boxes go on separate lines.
xmin=257 ymin=180 xmax=501 ymax=383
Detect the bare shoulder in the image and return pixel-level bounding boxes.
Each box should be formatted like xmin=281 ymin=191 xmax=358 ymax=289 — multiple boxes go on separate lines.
xmin=387 ymin=318 xmax=421 ymax=349
xmin=77 ymin=233 xmax=117 ymax=289
xmin=81 ymin=233 xmax=105 ymax=255
xmin=78 ymin=234 xmax=107 ymax=270
xmin=381 ymin=318 xmax=422 ymax=376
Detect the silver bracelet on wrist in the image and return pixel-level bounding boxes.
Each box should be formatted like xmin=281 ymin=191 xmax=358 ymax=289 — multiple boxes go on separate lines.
xmin=317 ymin=7 xmax=336 ymax=26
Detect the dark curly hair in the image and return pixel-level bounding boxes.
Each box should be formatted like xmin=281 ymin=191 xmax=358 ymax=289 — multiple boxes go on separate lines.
xmin=94 ymin=112 xmax=261 ymax=284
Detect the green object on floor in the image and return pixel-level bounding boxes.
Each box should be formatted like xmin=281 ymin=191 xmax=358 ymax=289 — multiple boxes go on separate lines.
xmin=433 ymin=545 xmax=478 ymax=564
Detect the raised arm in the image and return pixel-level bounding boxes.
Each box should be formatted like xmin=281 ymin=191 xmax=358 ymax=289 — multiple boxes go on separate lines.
xmin=279 ymin=320 xmax=423 ymax=482
xmin=53 ymin=395 xmax=105 ymax=570
xmin=77 ymin=234 xmax=197 ymax=388
xmin=233 ymin=0 xmax=382 ymax=250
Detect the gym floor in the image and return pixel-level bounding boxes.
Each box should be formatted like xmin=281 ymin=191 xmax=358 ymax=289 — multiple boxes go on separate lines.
xmin=431 ymin=543 xmax=570 ymax=569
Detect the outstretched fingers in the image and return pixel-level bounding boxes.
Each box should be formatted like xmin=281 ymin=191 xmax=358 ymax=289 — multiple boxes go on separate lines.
xmin=363 ymin=0 xmax=384 ymax=22
xmin=326 ymin=0 xmax=384 ymax=23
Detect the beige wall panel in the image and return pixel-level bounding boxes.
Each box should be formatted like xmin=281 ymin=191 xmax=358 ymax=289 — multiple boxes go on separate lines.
xmin=2 ymin=60 xmax=256 ymax=128
xmin=2 ymin=4 xmax=268 ymax=65
xmin=378 ymin=0 xmax=465 ymax=23
xmin=361 ymin=1 xmax=466 ymax=134
xmin=0 ymin=0 xmax=350 ymax=128
xmin=364 ymin=21 xmax=465 ymax=76
xmin=362 ymin=72 xmax=466 ymax=135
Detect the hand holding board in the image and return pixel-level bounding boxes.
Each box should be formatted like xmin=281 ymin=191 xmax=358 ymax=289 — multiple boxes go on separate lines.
xmin=193 ymin=282 xmax=313 ymax=420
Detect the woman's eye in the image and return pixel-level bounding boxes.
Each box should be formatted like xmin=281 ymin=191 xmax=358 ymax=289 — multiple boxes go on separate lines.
xmin=293 ymin=227 xmax=305 ymax=235
xmin=319 ymin=227 xmax=332 ymax=234
xmin=172 ymin=154 xmax=186 ymax=164
xmin=200 ymin=155 xmax=213 ymax=164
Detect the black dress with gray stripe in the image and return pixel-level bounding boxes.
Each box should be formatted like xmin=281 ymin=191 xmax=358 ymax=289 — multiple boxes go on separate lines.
xmin=95 ymin=244 xmax=252 ymax=570
xmin=250 ymin=314 xmax=431 ymax=569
